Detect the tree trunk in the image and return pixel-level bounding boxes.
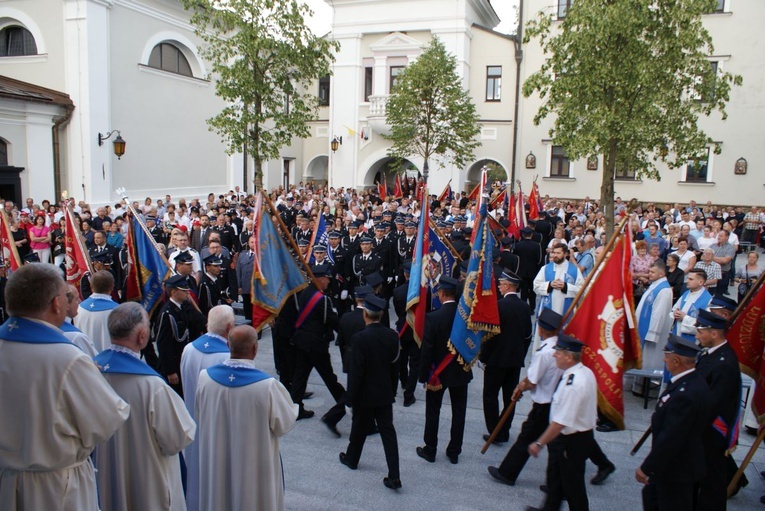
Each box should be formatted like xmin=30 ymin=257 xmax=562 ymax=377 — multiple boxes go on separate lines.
xmin=602 ymin=140 xmax=618 ymax=238
xmin=252 ymin=114 xmax=263 ymax=192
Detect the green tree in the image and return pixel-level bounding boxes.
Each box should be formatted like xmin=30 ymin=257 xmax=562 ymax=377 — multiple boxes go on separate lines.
xmin=383 ymin=37 xmax=481 ymax=182
xmin=183 ymin=0 xmax=339 ymax=190
xmin=523 ymin=0 xmax=741 ymax=235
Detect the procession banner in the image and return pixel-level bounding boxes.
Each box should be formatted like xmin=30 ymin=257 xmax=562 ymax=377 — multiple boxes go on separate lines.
xmin=124 ymin=213 xmax=172 ymax=315
xmin=251 ymin=209 xmax=308 ymax=332
xmin=728 ymin=279 xmax=765 ymax=424
xmin=564 ymin=227 xmax=640 ymax=430
xmin=406 ymin=186 xmax=429 ymax=346
xmin=426 ymin=222 xmax=459 ymax=311
xmin=528 ymin=179 xmax=542 ymax=219
xmin=437 ymin=179 xmax=453 ymax=203
xmin=0 ymin=209 xmax=21 ymax=272
xmin=64 ymin=206 xmax=93 ymax=292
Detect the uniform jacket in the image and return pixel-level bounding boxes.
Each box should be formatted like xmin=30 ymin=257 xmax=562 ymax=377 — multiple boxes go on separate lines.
xmin=290 ymin=284 xmax=339 ymax=352
xmin=155 ymin=300 xmax=206 ymax=377
xmin=336 ymin=307 xmax=366 ymax=373
xmin=479 ymin=293 xmax=531 ymax=367
xmin=514 ymin=238 xmax=544 ymax=279
xmin=347 ymin=323 xmax=399 ymax=407
xmin=695 ymin=342 xmax=742 ymax=446
xmin=418 ymin=302 xmax=472 ymax=387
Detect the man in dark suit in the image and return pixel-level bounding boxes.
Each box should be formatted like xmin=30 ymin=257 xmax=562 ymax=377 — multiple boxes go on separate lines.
xmin=235 ymin=235 xmax=255 ymax=322
xmin=480 ymin=271 xmax=531 ymax=443
xmin=198 ymin=254 xmax=224 ymax=317
xmin=212 ymin=214 xmax=237 ymax=253
xmin=416 ymin=276 xmax=471 ymax=464
xmin=393 ymin=262 xmax=419 ymax=406
xmin=637 ymin=334 xmax=711 ymax=511
xmin=336 ymin=286 xmax=370 ymax=374
xmin=339 ymin=294 xmax=402 ymax=490
xmin=190 ymin=214 xmax=212 ymax=252
xmin=694 ymin=309 xmax=742 ymax=511
xmin=514 ymin=227 xmax=544 ymax=309
xmin=352 ymin=237 xmax=383 ymax=288
xmin=290 ymin=266 xmax=345 ymax=426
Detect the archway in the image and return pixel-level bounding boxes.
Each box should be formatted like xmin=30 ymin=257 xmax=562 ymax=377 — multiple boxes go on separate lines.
xmin=305 ymin=155 xmax=328 ymax=186
xmin=466 ymin=158 xmax=508 ymax=193
xmin=363 ymin=157 xmax=418 ymax=193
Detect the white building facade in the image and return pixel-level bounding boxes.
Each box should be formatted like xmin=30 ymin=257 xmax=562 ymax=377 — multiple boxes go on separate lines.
xmin=516 ymin=0 xmax=765 ymax=206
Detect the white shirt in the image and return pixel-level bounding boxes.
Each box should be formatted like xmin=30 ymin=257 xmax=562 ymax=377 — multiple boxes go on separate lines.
xmin=670 ymin=367 xmax=696 ymax=384
xmin=550 ymin=362 xmax=598 ymax=434
xmin=526 ymin=335 xmax=564 ymax=404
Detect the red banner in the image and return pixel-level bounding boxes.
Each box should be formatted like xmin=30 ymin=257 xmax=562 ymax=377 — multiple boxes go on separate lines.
xmin=564 ymin=229 xmax=640 ymax=430
xmin=0 ymin=209 xmax=21 ymax=272
xmin=377 ymin=180 xmax=387 ymax=200
xmin=506 ymin=192 xmax=520 ymax=239
xmin=438 ymin=180 xmax=452 ymax=204
xmin=393 ymin=174 xmax=403 ymax=199
xmin=528 ymin=181 xmax=541 ymax=220
xmin=123 ymin=213 xmax=141 ymax=302
xmin=64 ymin=207 xmax=93 ymax=293
xmin=728 ymin=283 xmax=765 ymax=425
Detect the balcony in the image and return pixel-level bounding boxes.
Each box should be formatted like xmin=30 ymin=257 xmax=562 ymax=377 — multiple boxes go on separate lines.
xmin=367 ymin=94 xmax=391 ymax=136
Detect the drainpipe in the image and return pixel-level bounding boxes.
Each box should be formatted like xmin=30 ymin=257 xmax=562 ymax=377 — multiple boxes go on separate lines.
xmin=52 ymin=104 xmax=75 ymax=202
xmin=510 ymin=0 xmax=525 ymax=186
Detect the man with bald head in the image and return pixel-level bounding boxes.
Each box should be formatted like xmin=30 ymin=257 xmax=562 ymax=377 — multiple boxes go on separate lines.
xmin=196 ymin=325 xmax=298 ymax=511
xmin=0 ymin=264 xmax=128 ymax=510
xmin=94 ymin=303 xmax=195 ymax=511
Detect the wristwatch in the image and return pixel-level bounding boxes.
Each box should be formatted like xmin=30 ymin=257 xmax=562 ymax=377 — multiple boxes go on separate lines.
xmin=534 ymin=441 xmax=543 ymax=448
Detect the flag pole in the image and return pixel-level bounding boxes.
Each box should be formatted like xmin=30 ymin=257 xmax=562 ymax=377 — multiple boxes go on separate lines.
xmin=481 ymin=398 xmax=519 ymax=454
xmin=66 ymin=204 xmax=95 ymax=275
xmin=0 ymin=208 xmax=22 ymax=269
xmin=121 ymin=200 xmax=173 ymax=272
xmin=560 ymin=213 xmax=631 ymax=325
xmin=260 ymin=191 xmax=320 ymax=288
xmin=727 ymin=427 xmax=765 ymax=496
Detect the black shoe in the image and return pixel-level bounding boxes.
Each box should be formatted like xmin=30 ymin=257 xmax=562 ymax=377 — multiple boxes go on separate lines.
xmin=383 ymin=477 xmax=402 ymax=490
xmin=403 ymin=395 xmax=416 ymax=407
xmin=447 ymin=453 xmax=458 ymax=465
xmin=591 ymin=463 xmax=615 ymax=485
xmin=297 ymin=408 xmax=315 ymax=420
xmin=487 ymin=466 xmax=515 ymax=486
xmin=321 ymin=416 xmax=341 ymax=438
xmin=338 ymin=452 xmax=357 ymax=470
xmin=730 ymin=473 xmax=749 ymax=498
xmin=416 ymin=446 xmax=435 ymax=463
xmin=539 ymin=484 xmax=548 ymax=493
xmin=483 ymin=434 xmax=508 ymax=444
xmin=303 ymin=391 xmax=314 ymax=400
xmin=596 ymin=423 xmax=619 ymax=433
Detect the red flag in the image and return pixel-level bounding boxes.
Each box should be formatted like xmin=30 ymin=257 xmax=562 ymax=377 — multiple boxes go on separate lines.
xmin=377 ymin=180 xmax=387 ymax=200
xmin=438 ymin=180 xmax=453 ymax=203
xmin=516 ymin=185 xmax=527 ymax=231
xmin=401 ymin=173 xmax=410 ymax=196
xmin=506 ymin=192 xmax=520 ymax=239
xmin=728 ymin=281 xmax=765 ymax=425
xmin=64 ymin=206 xmax=93 ymax=293
xmin=124 ymin=213 xmax=141 ymax=302
xmin=528 ymin=181 xmax=541 ymax=220
xmin=490 ymin=189 xmax=506 ymax=209
xmin=467 ymin=182 xmax=480 ymax=202
xmin=564 ymin=226 xmax=640 ymax=430
xmin=0 ymin=209 xmax=21 ymax=272
xmin=393 ymin=174 xmax=403 ymax=199
xmin=406 ymin=185 xmax=429 ymax=345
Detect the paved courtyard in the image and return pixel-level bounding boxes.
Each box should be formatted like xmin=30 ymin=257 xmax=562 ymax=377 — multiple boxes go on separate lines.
xmin=242 ymin=319 xmax=763 ymax=511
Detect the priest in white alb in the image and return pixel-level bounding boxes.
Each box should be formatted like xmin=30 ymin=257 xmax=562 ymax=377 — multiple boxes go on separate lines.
xmin=60 ymin=283 xmax=98 ymax=357
xmin=0 ymin=264 xmax=129 ymax=510
xmin=93 ymin=302 xmax=196 ymax=511
xmin=196 ymin=325 xmax=298 ymax=511
xmin=533 ymin=243 xmax=584 ymax=344
xmin=180 ymin=305 xmax=235 ymax=511
xmin=74 ymin=270 xmax=119 ymax=352
xmin=635 ymin=260 xmax=673 ymax=372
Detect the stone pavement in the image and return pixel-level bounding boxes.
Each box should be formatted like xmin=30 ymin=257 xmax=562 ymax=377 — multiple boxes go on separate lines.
xmin=242 ymin=321 xmax=763 ymax=511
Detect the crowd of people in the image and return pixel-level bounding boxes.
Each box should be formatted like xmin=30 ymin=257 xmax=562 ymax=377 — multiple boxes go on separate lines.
xmin=0 ymin=182 xmax=760 ymax=510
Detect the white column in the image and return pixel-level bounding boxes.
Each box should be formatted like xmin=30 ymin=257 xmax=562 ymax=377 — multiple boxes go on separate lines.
xmin=23 ymin=107 xmax=57 ymax=202
xmin=373 ymin=55 xmax=387 ymax=96
xmin=63 ymin=0 xmax=114 ymax=206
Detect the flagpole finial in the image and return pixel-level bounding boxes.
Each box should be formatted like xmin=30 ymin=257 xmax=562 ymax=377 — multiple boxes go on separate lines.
xmin=115 ymin=188 xmax=128 ymax=201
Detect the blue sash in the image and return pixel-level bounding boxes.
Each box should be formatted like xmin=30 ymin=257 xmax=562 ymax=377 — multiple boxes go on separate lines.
xmin=80 ymin=296 xmax=119 ymax=312
xmin=59 ymin=321 xmax=83 ymax=334
xmin=0 ymin=317 xmax=71 ymax=345
xmin=538 ymin=261 xmax=579 ymax=316
xmin=207 ymin=363 xmax=273 ymax=388
xmin=673 ymin=289 xmax=712 ymax=341
xmin=191 ymin=333 xmax=230 ymax=354
xmin=94 ymin=349 xmax=161 ymax=377
xmin=638 ymin=279 xmax=671 ymax=344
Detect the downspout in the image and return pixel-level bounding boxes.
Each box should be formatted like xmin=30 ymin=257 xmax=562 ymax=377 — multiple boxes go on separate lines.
xmin=510 ymin=0 xmax=525 ymax=186
xmin=52 ymin=104 xmax=75 ymax=202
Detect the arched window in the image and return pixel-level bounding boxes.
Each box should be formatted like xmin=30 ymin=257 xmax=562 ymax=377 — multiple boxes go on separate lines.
xmin=148 ymin=43 xmax=192 ymax=77
xmin=0 ymin=26 xmax=37 ymax=56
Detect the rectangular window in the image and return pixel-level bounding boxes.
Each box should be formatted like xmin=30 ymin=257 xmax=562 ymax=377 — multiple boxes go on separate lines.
xmin=364 ymin=67 xmax=373 ymax=102
xmin=685 ymin=149 xmax=710 ymax=182
xmin=389 ymin=66 xmax=404 ymax=92
xmin=558 ymin=0 xmax=573 ymax=19
xmin=486 ymin=66 xmax=502 ymax=101
xmin=550 ymin=145 xmax=570 ymax=177
xmin=615 ymin=167 xmax=636 ymax=180
xmin=318 ymin=75 xmax=330 ymax=106
xmin=703 ymin=61 xmax=718 ymax=102
xmin=715 ymin=0 xmax=726 ymax=13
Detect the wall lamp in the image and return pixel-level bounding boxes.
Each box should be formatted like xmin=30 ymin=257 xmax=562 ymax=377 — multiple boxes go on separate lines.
xmin=331 ymin=136 xmax=342 ymax=152
xmin=98 ymin=130 xmax=127 ymax=159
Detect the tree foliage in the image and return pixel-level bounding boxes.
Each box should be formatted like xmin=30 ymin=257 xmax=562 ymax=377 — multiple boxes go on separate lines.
xmin=183 ymin=0 xmax=339 ymax=188
xmin=522 ymin=0 xmax=741 ymax=234
xmin=383 ymin=37 xmax=481 ymax=178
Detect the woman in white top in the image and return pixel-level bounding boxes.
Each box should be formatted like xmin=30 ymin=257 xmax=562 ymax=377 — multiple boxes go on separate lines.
xmin=671 ymin=237 xmax=697 ymax=273
xmin=696 ymin=225 xmax=717 ymax=251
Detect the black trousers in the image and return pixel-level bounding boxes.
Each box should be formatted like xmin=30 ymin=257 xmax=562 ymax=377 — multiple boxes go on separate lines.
xmin=541 ymin=430 xmax=593 ymax=511
xmin=482 ymin=366 xmax=521 ymax=440
xmin=345 ymin=405 xmax=400 ymax=479
xmin=291 ymin=348 xmax=346 ymax=424
xmin=642 ymin=480 xmax=696 ymax=511
xmin=588 ymin=437 xmax=611 ymax=469
xmin=272 ymin=329 xmax=296 ymax=391
xmin=398 ymin=337 xmax=420 ymax=399
xmin=498 ymin=402 xmax=551 ymax=481
xmin=697 ymin=430 xmax=727 ymax=511
xmin=241 ymin=293 xmax=252 ymax=321
xmin=423 ymin=385 xmax=468 ymax=457
xmin=521 ymin=275 xmax=537 ymax=309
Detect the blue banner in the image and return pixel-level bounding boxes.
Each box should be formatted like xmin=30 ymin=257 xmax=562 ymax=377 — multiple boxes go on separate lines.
xmin=132 ymin=215 xmax=171 ymax=315
xmin=428 ymin=225 xmax=458 ymax=310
